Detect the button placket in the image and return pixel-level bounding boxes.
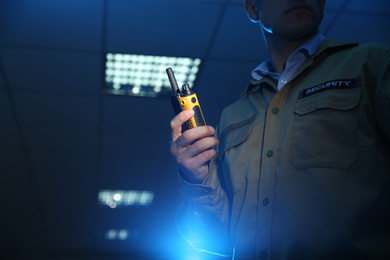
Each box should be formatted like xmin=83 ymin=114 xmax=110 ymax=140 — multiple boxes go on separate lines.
xmin=256 ymin=88 xmax=288 ymax=260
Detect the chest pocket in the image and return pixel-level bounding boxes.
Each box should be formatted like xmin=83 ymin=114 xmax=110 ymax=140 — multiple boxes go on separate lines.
xmin=217 ymin=114 xmax=256 ymax=195
xmin=290 ymin=87 xmax=361 ymax=169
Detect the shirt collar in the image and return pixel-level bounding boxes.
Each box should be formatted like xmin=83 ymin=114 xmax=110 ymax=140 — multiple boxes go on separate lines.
xmin=251 ymin=33 xmax=325 ymax=81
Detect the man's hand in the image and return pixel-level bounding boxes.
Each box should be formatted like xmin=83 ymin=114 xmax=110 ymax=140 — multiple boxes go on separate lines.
xmin=170 ymin=109 xmax=219 ymax=184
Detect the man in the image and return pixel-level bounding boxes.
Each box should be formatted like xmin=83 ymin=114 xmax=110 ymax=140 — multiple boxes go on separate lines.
xmin=170 ymin=0 xmax=390 ymax=259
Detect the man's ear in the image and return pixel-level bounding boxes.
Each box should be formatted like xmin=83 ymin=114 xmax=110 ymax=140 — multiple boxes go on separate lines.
xmin=244 ymin=0 xmax=261 ymax=23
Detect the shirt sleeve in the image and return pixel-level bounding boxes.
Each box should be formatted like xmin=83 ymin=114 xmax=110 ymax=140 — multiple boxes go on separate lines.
xmin=175 ymin=153 xmax=233 ymax=257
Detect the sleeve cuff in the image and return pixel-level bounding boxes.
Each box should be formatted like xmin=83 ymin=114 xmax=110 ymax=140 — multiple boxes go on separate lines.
xmin=178 ymin=170 xmax=214 ymax=201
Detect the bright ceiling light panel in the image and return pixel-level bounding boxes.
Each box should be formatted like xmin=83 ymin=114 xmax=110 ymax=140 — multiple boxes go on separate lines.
xmin=104 ymin=53 xmax=202 ymax=97
xmin=98 ymin=190 xmax=154 ymax=208
xmin=96 ymin=229 xmax=141 ymax=241
xmin=103 ymin=229 xmax=140 ymax=241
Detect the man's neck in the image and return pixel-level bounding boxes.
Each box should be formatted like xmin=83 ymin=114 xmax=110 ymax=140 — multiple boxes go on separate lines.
xmin=266 ymin=32 xmax=317 ymax=74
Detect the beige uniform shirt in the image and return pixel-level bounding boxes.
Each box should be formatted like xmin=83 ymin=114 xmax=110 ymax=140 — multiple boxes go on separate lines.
xmin=177 ymin=39 xmax=390 ymax=260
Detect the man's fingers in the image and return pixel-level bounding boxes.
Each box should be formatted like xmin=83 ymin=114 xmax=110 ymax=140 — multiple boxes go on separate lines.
xmin=169 ymin=111 xmax=218 ymax=184
xmin=170 ymin=126 xmax=216 ymax=158
xmin=170 ymin=110 xmax=194 ymax=142
xmin=185 ymin=148 xmax=217 ymax=169
xmin=178 ymin=147 xmax=217 ymax=183
xmin=181 ymin=136 xmax=218 ymax=158
xmin=175 ymin=135 xmax=218 ymax=172
xmin=177 ymin=126 xmax=215 ymax=147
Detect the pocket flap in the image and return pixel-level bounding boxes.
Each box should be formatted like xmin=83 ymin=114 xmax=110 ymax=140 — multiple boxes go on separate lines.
xmin=294 ymin=88 xmax=361 ymax=116
xmin=217 ymin=114 xmax=256 ymax=161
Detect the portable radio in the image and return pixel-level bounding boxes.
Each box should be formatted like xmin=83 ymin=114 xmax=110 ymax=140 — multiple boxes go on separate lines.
xmin=166 ymin=67 xmax=206 ymax=131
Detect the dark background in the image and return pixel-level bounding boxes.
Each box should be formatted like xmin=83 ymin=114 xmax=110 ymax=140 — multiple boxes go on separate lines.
xmin=0 ymin=0 xmax=389 ymax=259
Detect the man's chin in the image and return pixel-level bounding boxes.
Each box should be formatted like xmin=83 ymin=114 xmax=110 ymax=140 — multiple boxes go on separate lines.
xmin=281 ymin=22 xmax=320 ymax=41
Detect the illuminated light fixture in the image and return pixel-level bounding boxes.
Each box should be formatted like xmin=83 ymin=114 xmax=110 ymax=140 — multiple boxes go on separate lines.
xmin=97 ymin=229 xmax=141 ymax=241
xmin=104 ymin=53 xmax=202 ymax=97
xmin=106 ymin=229 xmax=128 ymax=240
xmin=98 ymin=190 xmax=154 ymax=208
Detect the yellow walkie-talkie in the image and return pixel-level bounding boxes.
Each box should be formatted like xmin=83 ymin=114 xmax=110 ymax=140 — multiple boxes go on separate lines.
xmin=166 ymin=67 xmax=206 ymax=131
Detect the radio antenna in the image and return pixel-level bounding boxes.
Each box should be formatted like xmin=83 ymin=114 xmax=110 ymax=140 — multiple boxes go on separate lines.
xmin=166 ymin=67 xmax=180 ymax=95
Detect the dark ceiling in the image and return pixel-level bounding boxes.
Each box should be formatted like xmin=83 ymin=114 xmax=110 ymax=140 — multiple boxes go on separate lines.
xmin=0 ymin=0 xmax=389 ymax=260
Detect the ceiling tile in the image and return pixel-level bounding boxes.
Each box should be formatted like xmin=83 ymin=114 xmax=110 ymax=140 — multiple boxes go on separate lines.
xmin=326 ymin=13 xmax=390 ymax=44
xmin=0 ymin=91 xmax=15 ymax=124
xmin=0 ymin=125 xmax=23 ymax=153
xmin=209 ymin=4 xmax=268 ymax=62
xmin=325 ymin=0 xmax=349 ymax=10
xmin=2 ymin=48 xmax=102 ymax=94
xmin=0 ymin=125 xmax=30 ymax=175
xmin=0 ymin=178 xmax=50 ymax=252
xmin=194 ymin=60 xmax=260 ymax=127
xmin=196 ymin=60 xmax=258 ymax=98
xmin=30 ymin=153 xmax=98 ymax=251
xmin=13 ymin=92 xmax=100 ymax=127
xmin=320 ymin=11 xmax=337 ymax=35
xmin=102 ymin=95 xmax=173 ymax=129
xmin=22 ymin=126 xmax=99 ymax=154
xmin=0 ymin=0 xmax=104 ymax=50
xmin=230 ymin=0 xmax=348 ymax=10
xmin=0 ymin=152 xmax=30 ymax=176
xmin=0 ymin=231 xmax=11 ymax=253
xmin=0 ymin=68 xmax=4 ymax=89
xmin=346 ymin=0 xmax=390 ymax=14
xmin=99 ymin=127 xmax=172 ymax=189
xmin=31 ymin=153 xmax=97 ymax=183
xmin=106 ymin=0 xmax=222 ymax=57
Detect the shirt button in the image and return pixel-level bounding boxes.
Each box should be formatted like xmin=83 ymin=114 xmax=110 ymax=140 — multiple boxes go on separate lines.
xmin=263 ymin=198 xmax=269 ymax=206
xmin=266 ymin=150 xmax=273 ymax=157
xmin=260 ymin=251 xmax=267 ymax=259
xmin=272 ymin=108 xmax=279 ymax=114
